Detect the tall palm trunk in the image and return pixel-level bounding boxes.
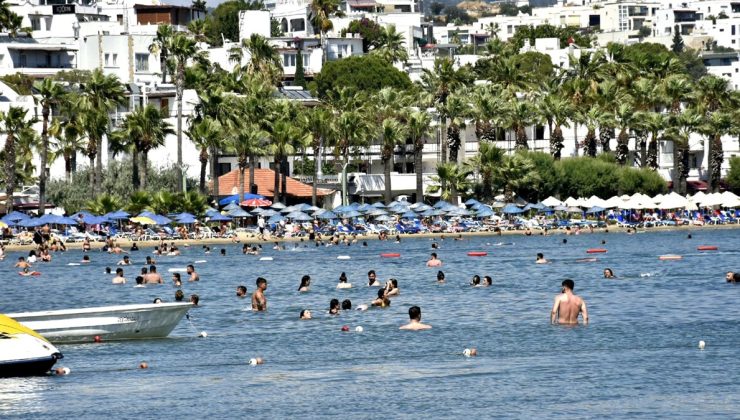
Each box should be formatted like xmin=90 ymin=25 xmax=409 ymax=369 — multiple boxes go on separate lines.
xmin=311 ymin=141 xmax=320 ymax=207
xmin=176 ymin=65 xmax=185 ymax=191
xmin=3 ymin=135 xmax=16 ymax=213
xmin=88 ymin=155 xmax=96 ymax=197
xmin=383 ymin=156 xmax=392 ymax=204
xmin=199 ymin=148 xmax=208 ymax=194
xmin=249 ymin=155 xmax=256 ymax=196
xmin=616 ymin=130 xmax=629 ymax=165
xmin=132 ymin=150 xmax=140 ymax=190
xmin=273 ymin=158 xmax=280 ymax=203
xmin=64 ymin=154 xmax=72 ymax=183
xmin=414 ymin=141 xmax=423 ymax=202
xmin=647 ymin=136 xmax=658 ymax=170
xmin=239 ymin=166 xmax=246 ymax=203
xmin=573 ymin=124 xmax=579 ymax=157
xmin=209 ymin=146 xmax=219 ymax=198
xmin=38 ymin=108 xmax=49 ymax=214
xmin=709 ymin=134 xmax=723 ymax=192
xmin=281 ymin=157 xmax=288 ymax=203
xmin=140 ymin=151 xmax=149 ymax=189
xmin=95 ymin=138 xmax=102 ymax=193
xmin=637 ymin=130 xmax=648 ymax=167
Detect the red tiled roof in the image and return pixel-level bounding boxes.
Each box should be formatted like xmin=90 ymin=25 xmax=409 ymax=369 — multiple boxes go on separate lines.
xmin=216 ymin=168 xmax=333 ymax=198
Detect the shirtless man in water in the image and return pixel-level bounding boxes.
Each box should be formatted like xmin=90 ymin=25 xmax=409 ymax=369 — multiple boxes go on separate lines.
xmin=252 ymin=277 xmax=268 ymax=311
xmin=399 ymin=306 xmax=432 ymax=330
xmin=551 ymin=279 xmax=588 ymax=325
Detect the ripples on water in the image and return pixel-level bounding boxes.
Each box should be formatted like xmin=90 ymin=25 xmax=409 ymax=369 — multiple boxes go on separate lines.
xmin=2 ymin=229 xmax=740 ymax=418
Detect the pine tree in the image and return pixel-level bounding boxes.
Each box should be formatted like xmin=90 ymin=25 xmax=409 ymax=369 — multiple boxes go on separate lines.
xmin=671 ymin=25 xmax=684 ymax=53
xmin=294 ymin=44 xmax=306 ymax=88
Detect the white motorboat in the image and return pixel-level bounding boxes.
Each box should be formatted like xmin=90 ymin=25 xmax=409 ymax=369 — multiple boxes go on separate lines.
xmin=1 ymin=314 xmax=63 ymax=377
xmin=7 ymin=302 xmax=193 ymax=344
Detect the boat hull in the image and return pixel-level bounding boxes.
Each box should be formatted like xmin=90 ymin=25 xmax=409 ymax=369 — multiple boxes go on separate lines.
xmin=0 ymin=356 xmax=60 ymax=378
xmin=7 ymin=303 xmax=193 ymax=344
xmin=0 ymin=315 xmax=63 ymax=377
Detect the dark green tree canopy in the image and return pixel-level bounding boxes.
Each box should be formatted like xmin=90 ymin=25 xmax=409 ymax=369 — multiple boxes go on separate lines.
xmin=205 ymin=0 xmax=264 ymax=46
xmin=346 ymin=18 xmax=384 ymax=53
xmin=509 ymin=24 xmax=592 ymax=50
xmin=314 ymin=55 xmax=412 ymax=99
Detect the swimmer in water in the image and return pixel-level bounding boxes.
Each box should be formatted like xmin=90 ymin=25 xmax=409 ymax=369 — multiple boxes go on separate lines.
xmin=337 ymin=272 xmax=352 ymax=289
xmin=426 ymin=252 xmax=442 ymax=267
xmin=19 ymin=267 xmax=40 ymax=276
xmin=329 ymin=299 xmax=340 ymax=315
xmin=172 ymin=273 xmax=182 ymax=287
xmin=341 ymin=299 xmax=352 ymax=310
xmin=536 ymin=253 xmax=549 ymax=264
xmin=367 ymin=270 xmax=381 ymax=287
xmin=603 ymin=268 xmax=615 ymax=279
xmin=436 ymin=270 xmax=445 ymax=284
xmin=551 ymin=279 xmax=588 ymax=325
xmin=300 ymin=309 xmax=312 ymax=320
xmin=471 ymin=275 xmax=481 ymax=287
xmin=134 ymin=276 xmax=145 ymax=288
xmin=726 ymin=271 xmax=740 ymax=283
xmin=399 ymin=306 xmax=432 ymax=330
xmin=112 ymin=268 xmax=126 ymax=284
xmin=236 ymin=285 xmax=247 ymax=297
xmin=298 ymin=275 xmax=311 ymax=292
xmin=385 ymin=279 xmax=399 ymax=297
xmin=482 ymin=275 xmax=492 ymax=286
xmin=81 ymin=255 xmax=91 ymax=263
xmin=186 ymin=264 xmax=200 ymax=282
xmin=371 ymin=288 xmax=390 ymax=307
xmin=252 ymin=277 xmax=267 ymax=311
xmin=117 ymin=255 xmax=131 ymax=265
xmin=15 ymin=257 xmax=30 ymax=269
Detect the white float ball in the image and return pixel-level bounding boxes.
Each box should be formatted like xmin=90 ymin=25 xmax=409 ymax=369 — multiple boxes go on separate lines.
xmin=698 ymin=340 xmax=706 ymax=350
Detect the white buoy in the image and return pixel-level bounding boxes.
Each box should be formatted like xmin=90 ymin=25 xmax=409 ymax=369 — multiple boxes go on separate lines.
xmin=337 ymin=255 xmax=351 ymax=260
xmin=699 ymin=340 xmax=706 ymax=350
xmin=194 ymin=260 xmax=207 ymax=264
xmin=463 ymin=348 xmax=472 ymax=357
xmin=259 ymin=257 xmax=273 ymax=261
xmin=199 ymin=331 xmax=207 ymax=338
xmin=355 ymin=326 xmax=363 ymax=332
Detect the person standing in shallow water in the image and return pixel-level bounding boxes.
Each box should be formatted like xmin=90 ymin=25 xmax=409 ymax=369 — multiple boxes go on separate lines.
xmin=252 ymin=277 xmax=268 ymax=311
xmin=551 ymin=279 xmax=588 ymax=325
xmin=399 ymin=306 xmax=432 ymax=330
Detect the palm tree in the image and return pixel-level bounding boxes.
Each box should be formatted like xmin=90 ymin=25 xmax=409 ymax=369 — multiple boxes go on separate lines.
xmin=561 ymin=51 xmax=606 ymax=156
xmin=468 ymin=141 xmax=504 ymax=200
xmin=505 ymin=99 xmax=536 ymax=151
xmin=661 ymin=74 xmax=693 ymax=114
xmin=169 ymin=32 xmax=199 ymax=191
xmin=614 ymin=102 xmax=638 ymax=165
xmin=333 ymin=109 xmax=369 ymax=204
xmin=579 ymin=107 xmax=604 ymax=158
xmin=379 ymin=118 xmax=408 ymax=204
xmin=0 ymin=107 xmax=36 ymax=212
xmin=229 ymin=123 xmax=267 ymax=203
xmin=665 ymin=111 xmax=702 ymax=194
xmin=406 ymin=110 xmax=432 ymax=202
xmin=84 ymin=193 xmax=122 ymax=215
xmin=540 ymin=94 xmax=573 ymax=160
xmin=268 ymin=119 xmax=301 ymax=203
xmin=485 ymin=22 xmax=500 ymax=39
xmin=427 ymin=162 xmax=471 ymax=205
xmin=230 ymin=33 xmax=283 ymax=84
xmin=32 ymin=78 xmax=66 ymax=213
xmin=188 ymin=19 xmax=208 ymax=43
xmin=636 ymin=111 xmax=667 ymax=170
xmin=149 ymin=24 xmax=174 ymax=84
xmin=373 ymin=25 xmax=408 ymax=64
xmin=186 ymin=117 xmax=222 ymax=194
xmin=699 ymin=111 xmax=732 ymax=192
xmin=49 ymin=118 xmax=85 ymax=183
xmin=122 ymin=105 xmax=175 ymax=189
xmin=493 ymin=153 xmax=541 ymax=202
xmin=470 ymin=87 xmax=506 ymax=143
xmin=308 ymin=0 xmax=344 ymax=63
xmin=75 ymin=68 xmax=126 ymax=196
xmin=444 ymin=93 xmax=467 ymax=163
xmin=127 ymin=191 xmax=153 ymax=215
xmin=302 ymin=107 xmax=333 ymax=206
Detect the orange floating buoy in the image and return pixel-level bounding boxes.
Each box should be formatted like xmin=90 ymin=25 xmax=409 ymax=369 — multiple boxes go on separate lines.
xmin=659 ymin=255 xmax=683 ymax=261
xmin=380 ymin=253 xmax=400 ymax=258
xmin=586 ymin=248 xmax=607 ymax=254
xmin=467 ymin=252 xmax=487 ymax=257
xmin=697 ymin=246 xmax=718 ymax=251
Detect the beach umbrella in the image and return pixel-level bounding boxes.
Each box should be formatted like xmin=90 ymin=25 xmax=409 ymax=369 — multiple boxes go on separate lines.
xmin=176 ymin=214 xmax=198 ymax=224
xmin=464 ymin=198 xmax=480 ymax=206
xmin=433 ymin=200 xmax=451 ymax=209
xmin=173 ymin=212 xmax=196 ymax=220
xmin=554 ymin=205 xmax=568 ymax=211
xmin=228 ymin=208 xmax=251 ymax=218
xmin=421 ymin=209 xmax=445 ymax=217
xmin=270 ymin=202 xmax=286 ymax=209
xmin=280 ymin=206 xmax=297 ymax=213
xmin=339 ymin=210 xmax=362 ymax=218
xmin=251 ymin=207 xmax=265 ymax=214
xmin=357 ymin=203 xmax=373 ymax=213
xmin=720 ymin=191 xmax=740 ymax=207
xmin=400 ymin=211 xmax=418 ymax=219
xmin=208 ymin=213 xmax=232 ymax=222
xmin=267 ymin=214 xmax=285 ymax=223
xmin=566 ymin=206 xmax=583 ymax=213
xmin=18 ymin=218 xmax=43 ymax=228
xmin=333 ymin=205 xmax=352 ymax=213
xmin=490 ymin=201 xmax=506 ymax=208
xmin=657 ymin=192 xmax=688 ymax=210
xmin=131 ymin=216 xmax=156 ymax=225
xmin=243 ymin=198 xmax=272 ymax=207
xmin=475 ymin=207 xmax=494 ymax=217
xmin=446 ymin=207 xmax=471 ymax=216
xmin=0 ymin=220 xmax=6 ymax=228
xmin=306 ymin=205 xmax=321 ymax=212
xmin=292 ymin=203 xmax=312 ymax=211
xmin=371 ymin=202 xmax=386 ymax=208
xmin=374 ymin=215 xmax=393 ymax=222
xmin=585 ymin=206 xmax=605 ymax=214
xmin=260 ymin=209 xmax=279 ymax=217
xmin=317 ymin=211 xmax=338 ymax=220
xmin=502 ymin=204 xmax=525 ymax=214
xmin=81 ymin=215 xmax=109 ymax=225
xmin=522 ymin=203 xmax=537 ymax=211
xmin=2 ymin=211 xmax=30 ymax=223
xmin=537 ymin=206 xmax=554 ymax=213
xmin=223 ymin=202 xmax=240 ymax=211
xmin=105 ymin=210 xmax=130 ymax=220
xmin=411 ymin=203 xmax=432 ymax=211
xmin=54 ymin=216 xmax=80 ymax=225
xmin=365 ymin=208 xmax=388 ymax=216
xmin=150 ymin=215 xmax=172 ymax=225
xmin=220 ymin=193 xmax=264 ymax=206
xmin=541 ymin=196 xmax=564 ymax=207
xmin=287 ymin=212 xmax=313 ymax=221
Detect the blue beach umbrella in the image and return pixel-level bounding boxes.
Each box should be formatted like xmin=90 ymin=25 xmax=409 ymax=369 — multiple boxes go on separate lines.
xmin=288 ymin=212 xmax=313 ymax=221
xmin=18 ymin=218 xmax=43 ymax=227
xmin=421 ymin=209 xmax=445 ymax=217
xmin=585 ymin=206 xmax=605 ymax=214
xmin=54 ymin=216 xmax=80 ymax=225
xmin=371 ymin=202 xmax=386 ymax=208
xmin=2 ymin=211 xmax=30 ymax=223
xmin=476 ymin=208 xmax=495 ymax=218
xmin=105 ymin=210 xmax=130 ymax=220
xmin=502 ymin=204 xmax=525 ymax=214
xmin=208 ymin=213 xmax=232 ymax=222
xmin=223 ymin=202 xmax=240 ymax=211
xmin=317 ymin=211 xmax=338 ymax=220
xmin=375 ymin=215 xmax=393 ymax=222
xmin=400 ymin=211 xmax=418 ymax=219
xmin=176 ymin=214 xmax=198 ymax=224
xmin=433 ymin=200 xmax=451 ymax=209
xmin=82 ymin=215 xmax=109 ymax=225
xmin=228 ymin=208 xmax=251 ymax=217
xmin=260 ymin=209 xmax=279 ymax=217
xmin=339 ymin=210 xmax=362 ymax=218
xmin=267 ymin=214 xmax=285 ymax=223
xmin=464 ymin=198 xmax=480 ymax=206
xmin=271 ymin=202 xmax=287 ymax=210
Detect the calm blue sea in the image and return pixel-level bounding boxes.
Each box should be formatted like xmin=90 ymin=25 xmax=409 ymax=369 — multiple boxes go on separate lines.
xmin=2 ymin=229 xmax=739 ymax=418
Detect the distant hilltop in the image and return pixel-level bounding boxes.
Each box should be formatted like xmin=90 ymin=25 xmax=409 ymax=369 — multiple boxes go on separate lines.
xmin=456 ymin=0 xmax=501 ymax=17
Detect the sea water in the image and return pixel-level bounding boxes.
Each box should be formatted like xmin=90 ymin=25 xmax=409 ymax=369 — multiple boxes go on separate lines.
xmin=2 ymin=229 xmax=740 ymax=418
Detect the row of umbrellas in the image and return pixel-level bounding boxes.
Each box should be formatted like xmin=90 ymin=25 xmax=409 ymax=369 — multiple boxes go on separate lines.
xmin=540 ymin=191 xmax=740 ymax=211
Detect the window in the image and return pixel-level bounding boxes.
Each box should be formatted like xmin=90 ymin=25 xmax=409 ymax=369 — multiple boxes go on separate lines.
xmin=112 ymin=54 xmax=117 ymax=66
xmin=732 ymin=25 xmax=736 ymax=35
xmin=104 ymin=53 xmax=110 ymax=66
xmin=302 ymin=53 xmax=310 ymax=67
xmin=282 ymin=53 xmax=296 ymax=67
xmin=160 ymin=98 xmax=169 ymax=112
xmin=135 ymin=53 xmax=149 ymax=72
xmin=535 ymin=125 xmax=545 ymax=140
xmin=104 ymin=53 xmax=117 ymax=67
xmin=31 ymin=17 xmax=41 ymax=31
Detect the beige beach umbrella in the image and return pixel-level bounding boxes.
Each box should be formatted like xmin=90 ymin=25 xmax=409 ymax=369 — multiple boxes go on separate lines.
xmin=657 ymin=192 xmax=688 ymax=209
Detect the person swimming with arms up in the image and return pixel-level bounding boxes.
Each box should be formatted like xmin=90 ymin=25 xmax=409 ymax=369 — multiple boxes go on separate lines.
xmin=551 ymin=279 xmax=588 ymax=326
xmin=371 ymin=288 xmax=390 ymax=307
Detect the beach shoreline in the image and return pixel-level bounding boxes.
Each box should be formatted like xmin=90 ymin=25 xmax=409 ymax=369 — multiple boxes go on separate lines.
xmin=3 ymin=223 xmax=738 ymax=253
